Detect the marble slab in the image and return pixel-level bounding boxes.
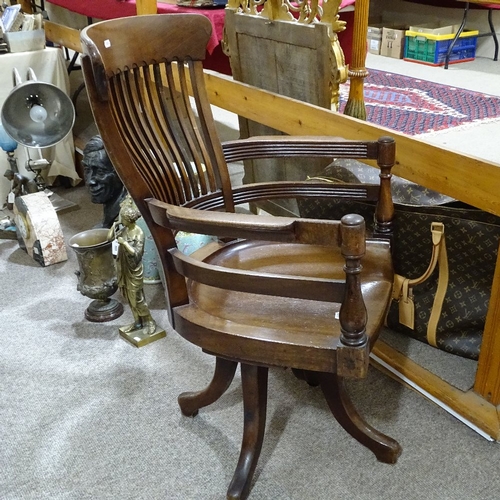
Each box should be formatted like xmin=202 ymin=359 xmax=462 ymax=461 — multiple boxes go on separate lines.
xmin=14 ymin=191 xmax=67 ymax=266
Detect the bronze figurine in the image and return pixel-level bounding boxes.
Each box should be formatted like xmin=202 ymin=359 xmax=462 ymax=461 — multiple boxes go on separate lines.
xmin=4 ymin=169 xmax=38 ymax=210
xmin=108 ymin=196 xmax=165 ymax=347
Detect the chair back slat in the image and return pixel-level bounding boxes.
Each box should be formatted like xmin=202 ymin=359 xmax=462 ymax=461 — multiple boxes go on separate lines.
xmin=107 ymin=60 xmax=222 ymax=206
xmin=109 ymin=68 xmax=177 ymax=204
xmin=164 ymin=61 xmax=213 ymax=197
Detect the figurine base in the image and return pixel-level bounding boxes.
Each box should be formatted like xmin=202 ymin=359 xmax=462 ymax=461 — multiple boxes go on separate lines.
xmin=85 ymin=298 xmax=124 ymax=323
xmin=119 ymin=326 xmax=166 ymax=348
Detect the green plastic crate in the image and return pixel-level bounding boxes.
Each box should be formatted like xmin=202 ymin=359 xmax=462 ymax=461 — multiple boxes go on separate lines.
xmin=404 ymin=29 xmax=478 ymax=66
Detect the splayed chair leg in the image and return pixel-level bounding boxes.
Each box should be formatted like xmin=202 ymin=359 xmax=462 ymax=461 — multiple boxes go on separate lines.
xmin=319 ymin=372 xmax=402 ymax=464
xmin=227 ymin=364 xmax=268 ymax=500
xmin=178 ymin=357 xmax=238 ymax=417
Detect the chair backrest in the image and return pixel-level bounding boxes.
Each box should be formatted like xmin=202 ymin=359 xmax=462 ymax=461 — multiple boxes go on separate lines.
xmin=81 ymin=14 xmax=235 ymax=212
xmin=81 ymin=14 xmax=239 ymax=317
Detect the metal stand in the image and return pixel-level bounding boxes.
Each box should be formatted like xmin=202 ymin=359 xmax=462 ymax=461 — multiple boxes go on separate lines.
xmin=445 ymin=2 xmax=499 ymax=69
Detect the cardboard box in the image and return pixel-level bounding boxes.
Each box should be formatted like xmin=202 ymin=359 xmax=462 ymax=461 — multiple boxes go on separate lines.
xmin=367 ymin=25 xmax=383 ymax=55
xmin=380 ymin=26 xmax=407 ymax=59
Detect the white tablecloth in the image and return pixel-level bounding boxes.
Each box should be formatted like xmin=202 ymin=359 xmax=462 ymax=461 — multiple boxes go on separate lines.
xmin=0 ymin=47 xmax=81 ymax=205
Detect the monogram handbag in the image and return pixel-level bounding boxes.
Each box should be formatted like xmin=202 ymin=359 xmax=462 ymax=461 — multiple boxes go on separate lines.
xmin=298 ymin=160 xmax=500 ymax=360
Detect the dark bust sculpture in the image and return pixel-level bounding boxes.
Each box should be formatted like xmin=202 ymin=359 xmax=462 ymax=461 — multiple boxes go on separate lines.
xmin=82 ymin=135 xmax=127 ymax=228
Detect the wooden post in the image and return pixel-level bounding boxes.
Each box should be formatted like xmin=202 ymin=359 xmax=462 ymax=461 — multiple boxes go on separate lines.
xmin=343 ymin=0 xmax=369 ymax=120
xmin=19 ymin=0 xmax=33 ymax=13
xmin=136 ymin=0 xmax=158 ymax=15
xmin=474 ymin=243 xmax=500 ymax=405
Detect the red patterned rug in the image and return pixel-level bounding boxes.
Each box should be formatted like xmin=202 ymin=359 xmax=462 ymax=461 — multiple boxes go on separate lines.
xmin=339 ymin=69 xmax=500 ymax=136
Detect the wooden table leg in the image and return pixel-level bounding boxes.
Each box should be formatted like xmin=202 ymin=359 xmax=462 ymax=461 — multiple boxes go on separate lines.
xmin=474 ymin=242 xmax=500 ymax=406
xmin=344 ymin=0 xmax=369 ymax=120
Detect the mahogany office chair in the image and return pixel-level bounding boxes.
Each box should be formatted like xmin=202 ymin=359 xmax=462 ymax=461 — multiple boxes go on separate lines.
xmin=81 ymin=14 xmax=401 ymax=499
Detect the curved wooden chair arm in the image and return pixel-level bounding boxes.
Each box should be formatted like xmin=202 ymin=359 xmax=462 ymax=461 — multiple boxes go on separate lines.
xmin=147 ymin=198 xmax=343 ymax=246
xmin=169 ymin=247 xmax=346 ymax=303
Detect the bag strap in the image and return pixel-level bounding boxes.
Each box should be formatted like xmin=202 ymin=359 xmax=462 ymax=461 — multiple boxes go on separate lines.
xmin=306 ymin=176 xmax=346 ymax=184
xmin=427 ymin=226 xmax=448 ymax=347
xmin=392 ymin=222 xmax=449 ymax=346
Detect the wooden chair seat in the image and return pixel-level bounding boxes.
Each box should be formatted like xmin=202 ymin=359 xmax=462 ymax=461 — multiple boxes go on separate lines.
xmin=179 ymin=239 xmax=393 ymax=372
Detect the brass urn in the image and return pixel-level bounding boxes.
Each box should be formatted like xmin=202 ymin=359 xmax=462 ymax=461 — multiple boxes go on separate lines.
xmin=69 ymin=228 xmax=124 ymax=322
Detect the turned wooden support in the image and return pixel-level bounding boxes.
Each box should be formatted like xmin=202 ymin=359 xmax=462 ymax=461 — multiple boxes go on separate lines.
xmin=374 ymin=136 xmax=395 ymax=237
xmin=339 ymin=213 xmax=367 ymax=347
xmin=337 ymin=213 xmax=369 ymax=378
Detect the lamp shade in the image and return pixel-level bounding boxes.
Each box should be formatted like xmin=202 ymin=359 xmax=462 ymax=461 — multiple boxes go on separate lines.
xmin=1 ymin=80 xmax=75 ymax=149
